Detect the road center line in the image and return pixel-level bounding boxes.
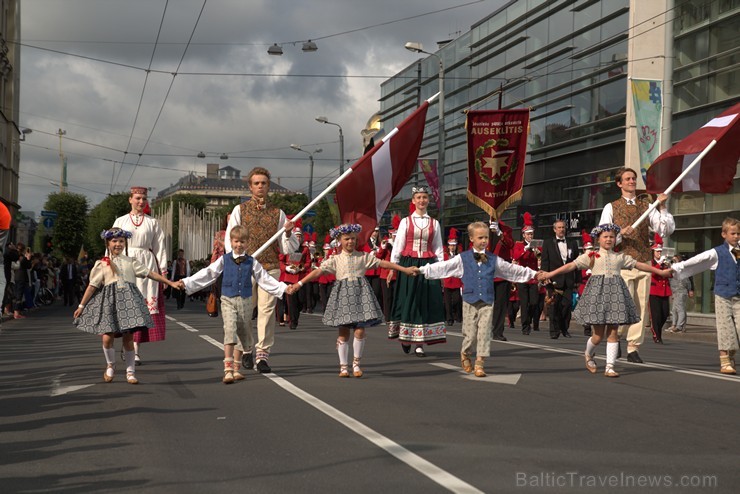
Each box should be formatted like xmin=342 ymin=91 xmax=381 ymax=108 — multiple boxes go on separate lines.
xmin=446 ymin=330 xmax=740 ymax=383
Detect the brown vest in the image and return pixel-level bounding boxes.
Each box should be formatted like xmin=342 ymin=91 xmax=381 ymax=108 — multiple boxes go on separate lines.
xmin=240 ymin=199 xmax=282 ymax=270
xmin=611 ymin=198 xmax=651 ymax=262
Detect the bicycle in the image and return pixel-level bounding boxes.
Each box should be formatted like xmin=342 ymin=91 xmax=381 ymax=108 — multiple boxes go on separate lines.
xmin=35 ymin=286 xmax=54 ymax=306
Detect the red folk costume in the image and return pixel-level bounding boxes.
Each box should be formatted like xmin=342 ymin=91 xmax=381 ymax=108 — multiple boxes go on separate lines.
xmin=578 ymin=230 xmax=593 ymax=297
xmin=649 ymin=234 xmax=672 ymax=343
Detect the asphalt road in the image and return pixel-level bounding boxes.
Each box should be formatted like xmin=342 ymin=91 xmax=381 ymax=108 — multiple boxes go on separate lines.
xmin=1 ymin=299 xmax=738 ymax=493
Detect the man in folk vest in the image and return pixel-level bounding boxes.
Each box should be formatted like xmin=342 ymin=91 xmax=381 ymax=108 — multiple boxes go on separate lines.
xmin=598 ymin=167 xmax=674 ymax=363
xmin=225 ymin=167 xmax=298 ymax=373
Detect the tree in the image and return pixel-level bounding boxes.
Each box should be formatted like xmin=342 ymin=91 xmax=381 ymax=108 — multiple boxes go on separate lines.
xmin=44 ymin=192 xmax=89 ymax=259
xmin=85 ymin=192 xmax=130 ymax=259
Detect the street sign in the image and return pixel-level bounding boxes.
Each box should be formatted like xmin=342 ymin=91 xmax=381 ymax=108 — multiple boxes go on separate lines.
xmin=43 ymin=217 xmax=55 ymax=229
xmin=304 ymin=210 xmax=317 ymax=217
xmin=41 ymin=210 xmax=58 ymax=218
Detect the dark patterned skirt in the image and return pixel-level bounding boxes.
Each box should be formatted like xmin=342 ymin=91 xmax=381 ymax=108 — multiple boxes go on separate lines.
xmin=388 ymin=256 xmax=446 ymax=345
xmin=322 ymin=278 xmax=383 ymax=328
xmin=75 ymin=281 xmax=153 ymax=335
xmin=572 ymin=275 xmax=640 ymax=326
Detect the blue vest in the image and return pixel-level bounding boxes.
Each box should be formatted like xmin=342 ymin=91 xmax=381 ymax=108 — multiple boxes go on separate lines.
xmin=221 ymin=254 xmax=254 ymax=298
xmin=713 ymin=245 xmax=740 ymax=299
xmin=460 ymin=250 xmax=497 ymax=305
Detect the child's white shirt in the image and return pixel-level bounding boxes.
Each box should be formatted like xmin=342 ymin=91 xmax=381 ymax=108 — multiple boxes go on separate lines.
xmin=671 ymin=243 xmax=735 ymax=280
xmin=420 ymin=250 xmax=536 ymax=283
xmin=182 ymin=254 xmax=286 ymax=297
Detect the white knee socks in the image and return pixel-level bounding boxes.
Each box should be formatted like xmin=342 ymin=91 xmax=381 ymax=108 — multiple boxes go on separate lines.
xmin=585 ymin=337 xmax=597 ymax=357
xmin=124 ymin=350 xmax=136 ymax=374
xmin=606 ymin=341 xmax=618 ymax=367
xmin=353 ymin=337 xmax=365 ymax=360
xmin=103 ymin=347 xmax=115 ymax=365
xmin=337 ymin=339 xmax=349 ymax=365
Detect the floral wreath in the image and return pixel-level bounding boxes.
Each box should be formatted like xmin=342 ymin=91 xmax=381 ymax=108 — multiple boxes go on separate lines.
xmin=329 ymin=223 xmax=362 ymax=239
xmin=100 ymin=228 xmax=134 ymax=240
xmin=474 ymin=139 xmax=517 ymax=186
xmin=590 ymin=223 xmax=621 ymax=240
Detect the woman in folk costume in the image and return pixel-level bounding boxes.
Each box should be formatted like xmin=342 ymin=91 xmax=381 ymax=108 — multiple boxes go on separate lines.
xmin=388 ymin=186 xmax=446 ymax=356
xmin=112 ymin=187 xmax=167 ymax=365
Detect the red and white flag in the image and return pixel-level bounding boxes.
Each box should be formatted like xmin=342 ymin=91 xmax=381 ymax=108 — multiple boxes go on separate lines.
xmin=646 ymin=102 xmax=740 ymax=194
xmin=336 ymin=102 xmax=429 ymax=244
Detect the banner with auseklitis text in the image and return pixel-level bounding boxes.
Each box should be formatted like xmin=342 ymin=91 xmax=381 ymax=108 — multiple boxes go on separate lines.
xmin=465 ymin=109 xmax=530 ymax=220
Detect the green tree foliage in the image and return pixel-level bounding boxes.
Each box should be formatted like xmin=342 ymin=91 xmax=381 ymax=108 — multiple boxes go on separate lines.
xmin=85 ymin=192 xmax=130 ymax=258
xmin=44 ymin=192 xmax=89 ymax=259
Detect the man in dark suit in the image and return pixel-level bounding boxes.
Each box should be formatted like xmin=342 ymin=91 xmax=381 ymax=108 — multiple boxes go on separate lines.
xmin=61 ymin=256 xmax=79 ymax=306
xmin=541 ymin=219 xmax=579 ymax=339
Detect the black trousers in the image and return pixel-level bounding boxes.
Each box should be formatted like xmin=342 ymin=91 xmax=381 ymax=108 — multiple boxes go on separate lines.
xmin=286 ymin=292 xmax=301 ymax=327
xmin=443 ymin=287 xmax=462 ymax=325
xmin=491 ymin=280 xmax=510 ymax=338
xmin=62 ymin=280 xmax=76 ymax=306
xmin=508 ymin=301 xmax=520 ymax=327
xmin=318 ymin=282 xmax=332 ymax=312
xmin=381 ymin=279 xmax=395 ymax=323
xmin=649 ymin=295 xmax=670 ymax=341
xmin=173 ymin=275 xmax=187 ymax=308
xmin=517 ymin=283 xmax=540 ymax=332
xmin=549 ymin=289 xmax=573 ymax=337
xmin=367 ymin=275 xmax=383 ymax=313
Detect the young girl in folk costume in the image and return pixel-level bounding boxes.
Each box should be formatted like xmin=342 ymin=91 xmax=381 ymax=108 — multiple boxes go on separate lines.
xmin=74 ymin=228 xmax=180 ymax=384
xmin=648 ymin=234 xmax=671 ymax=344
xmin=538 ymin=224 xmax=669 ymax=377
xmin=112 ymin=186 xmax=168 ymax=365
xmin=294 ymin=224 xmax=416 ymax=377
xmin=388 ymin=186 xmax=446 ymax=356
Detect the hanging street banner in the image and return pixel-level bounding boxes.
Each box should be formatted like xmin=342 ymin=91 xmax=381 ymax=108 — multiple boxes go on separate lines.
xmin=631 ymin=79 xmax=663 ymax=182
xmin=465 ymin=109 xmax=530 ymax=220
xmin=418 ymin=159 xmax=441 ymax=210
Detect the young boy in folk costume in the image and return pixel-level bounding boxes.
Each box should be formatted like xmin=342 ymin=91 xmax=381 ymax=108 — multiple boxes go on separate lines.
xmin=442 ymin=228 xmax=463 ymax=326
xmin=388 ymin=186 xmax=446 ymax=357
xmin=512 ymin=212 xmax=541 ymax=335
xmin=416 ymin=222 xmax=539 ymax=376
xmin=666 ymin=217 xmax=740 ymax=374
xmin=177 ymin=226 xmax=291 ymax=384
xmin=648 ymin=234 xmax=671 ymax=344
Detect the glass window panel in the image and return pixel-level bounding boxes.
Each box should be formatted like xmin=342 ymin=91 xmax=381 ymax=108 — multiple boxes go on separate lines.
xmin=600 ymin=11 xmax=629 ymax=40
xmin=548 ymin=6 xmax=573 ymax=43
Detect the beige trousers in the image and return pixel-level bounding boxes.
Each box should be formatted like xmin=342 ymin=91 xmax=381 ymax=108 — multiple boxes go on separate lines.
xmin=250 ymin=268 xmax=280 ymax=361
xmin=618 ymin=268 xmax=650 ymax=350
xmin=461 ymin=301 xmax=493 ymax=358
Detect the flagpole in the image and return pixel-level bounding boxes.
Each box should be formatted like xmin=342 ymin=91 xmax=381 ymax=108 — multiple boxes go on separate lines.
xmin=630 ymin=139 xmax=717 ymax=229
xmin=252 ymin=93 xmax=441 ymax=258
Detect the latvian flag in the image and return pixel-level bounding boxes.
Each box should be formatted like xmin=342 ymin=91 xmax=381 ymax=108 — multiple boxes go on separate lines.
xmin=646 ymin=102 xmax=740 ymax=194
xmin=336 ymin=102 xmax=429 ymax=245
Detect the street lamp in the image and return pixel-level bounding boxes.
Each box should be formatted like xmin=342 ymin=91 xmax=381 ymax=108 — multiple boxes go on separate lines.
xmin=405 ymin=41 xmax=445 ymax=227
xmin=20 ymin=128 xmax=32 ymax=141
xmin=315 ymin=116 xmax=344 ymax=175
xmin=57 ymin=128 xmax=67 ymax=193
xmin=290 ymin=145 xmax=322 ymax=199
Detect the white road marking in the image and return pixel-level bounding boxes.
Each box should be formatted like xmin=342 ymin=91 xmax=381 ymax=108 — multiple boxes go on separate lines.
xmin=447 ymin=330 xmax=740 ymax=383
xmin=431 ymin=362 xmax=521 ymax=385
xmin=199 ymin=334 xmax=223 ymax=348
xmin=50 ymin=375 xmax=95 ymax=396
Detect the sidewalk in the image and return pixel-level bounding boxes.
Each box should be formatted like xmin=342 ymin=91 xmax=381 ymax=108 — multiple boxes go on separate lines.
xmin=662 ymin=323 xmax=717 ymax=344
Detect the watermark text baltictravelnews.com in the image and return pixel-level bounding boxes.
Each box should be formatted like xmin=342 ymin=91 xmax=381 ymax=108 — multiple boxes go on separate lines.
xmin=516 ymin=471 xmax=718 ymax=489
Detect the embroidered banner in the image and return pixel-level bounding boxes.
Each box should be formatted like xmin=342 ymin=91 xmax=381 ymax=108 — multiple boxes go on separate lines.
xmin=631 ymin=79 xmax=662 ymax=182
xmin=418 ymin=159 xmax=441 ymax=210
xmin=465 ymin=109 xmax=530 ymax=220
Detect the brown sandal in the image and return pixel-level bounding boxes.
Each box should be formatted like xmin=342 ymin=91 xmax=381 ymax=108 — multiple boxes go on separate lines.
xmin=460 ymin=354 xmax=473 ymax=373
xmin=584 ymin=354 xmax=597 ymax=374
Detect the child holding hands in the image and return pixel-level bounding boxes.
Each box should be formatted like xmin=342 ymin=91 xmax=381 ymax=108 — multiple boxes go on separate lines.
xmin=74 ymin=228 xmax=180 ymax=384
xmin=416 ymin=222 xmax=539 ymax=377
xmin=538 ymin=224 xmax=669 ymax=378
xmin=177 ymin=225 xmax=290 ymax=383
xmin=291 ymin=224 xmax=415 ymax=378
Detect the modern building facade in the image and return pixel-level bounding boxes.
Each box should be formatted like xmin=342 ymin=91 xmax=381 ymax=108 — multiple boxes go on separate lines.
xmin=379 ymin=0 xmax=738 ymax=317
xmin=0 ymin=0 xmax=22 ymax=228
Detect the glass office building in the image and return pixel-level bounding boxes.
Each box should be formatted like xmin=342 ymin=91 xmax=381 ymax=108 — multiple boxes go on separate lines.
xmin=379 ymin=0 xmax=738 ymax=315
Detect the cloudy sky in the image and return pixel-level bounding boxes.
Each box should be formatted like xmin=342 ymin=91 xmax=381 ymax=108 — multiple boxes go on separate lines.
xmin=17 ymin=0 xmax=507 ymax=216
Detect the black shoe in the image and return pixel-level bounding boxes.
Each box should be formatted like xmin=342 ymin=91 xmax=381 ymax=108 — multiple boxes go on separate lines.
xmin=533 ymin=327 xmax=540 ymax=331
xmin=522 ymin=330 xmax=531 ymax=335
xmin=562 ymin=332 xmax=572 ymax=338
xmin=256 ymin=360 xmax=272 ymax=373
xmin=401 ymin=344 xmax=411 ymax=354
xmin=446 ymin=320 xmax=454 ymax=326
xmin=617 ymin=341 xmax=622 ymax=359
xmin=289 ymin=322 xmax=297 ymax=330
xmin=492 ymin=335 xmax=507 ymax=341
xmin=508 ymin=324 xmax=515 ymax=329
xmin=414 ymin=346 xmax=426 ymax=357
xmin=584 ymin=328 xmax=592 ymax=337
xmin=627 ymin=351 xmax=643 ymax=363
xmin=550 ymin=335 xmax=559 ymax=339
xmin=655 ymin=338 xmax=663 ymax=344
xmin=242 ymin=352 xmax=254 ymax=370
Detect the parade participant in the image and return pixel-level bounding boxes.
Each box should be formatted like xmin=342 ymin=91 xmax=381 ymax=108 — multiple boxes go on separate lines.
xmin=74 ymin=228 xmax=180 ymax=384
xmin=648 ymin=234 xmax=671 ymax=344
xmin=442 ymin=228 xmax=462 ymax=326
xmin=112 ymin=187 xmax=167 ymax=365
xmin=0 ymin=200 xmax=9 ymax=320
xmin=507 ymin=283 xmax=519 ymax=329
xmin=307 ymin=234 xmax=321 ymax=313
xmin=541 ymin=219 xmax=579 ymax=339
xmin=490 ymin=219 xmax=515 ymax=340
xmin=417 ymin=222 xmax=538 ymax=376
xmin=224 ymin=167 xmax=297 ymax=373
xmin=538 ymin=224 xmax=669 ymax=377
xmin=512 ymin=212 xmax=540 ymax=335
xmin=170 ymin=249 xmax=191 ymax=310
xmin=666 ymin=217 xmax=740 ymax=375
xmin=388 ymin=186 xmax=446 ymax=356
xmin=279 ymin=223 xmax=309 ymax=330
xmin=667 ymin=254 xmax=693 ymax=333
xmin=317 ymin=235 xmax=335 ymax=313
xmin=377 ymin=215 xmax=401 ymax=324
xmin=294 ymin=224 xmax=415 ymax=377
xmin=598 ymin=167 xmax=674 ymax=363
xmin=177 ymin=226 xmax=291 ymax=383
xmin=365 ymin=227 xmax=384 ymax=310
xmin=578 ymin=230 xmax=594 ymax=336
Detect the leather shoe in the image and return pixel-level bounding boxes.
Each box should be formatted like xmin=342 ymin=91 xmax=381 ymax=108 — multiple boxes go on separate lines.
xmin=492 ymin=335 xmax=507 ymax=341
xmin=289 ymin=322 xmax=297 ymax=330
xmin=562 ymin=332 xmax=572 ymax=338
xmin=256 ymin=360 xmax=272 ymax=373
xmin=401 ymin=344 xmax=411 ymax=354
xmin=414 ymin=346 xmax=426 ymax=357
xmin=626 ymin=351 xmax=643 ymax=363
xmin=241 ymin=352 xmax=254 ymax=370
xmin=550 ymin=335 xmax=559 ymax=339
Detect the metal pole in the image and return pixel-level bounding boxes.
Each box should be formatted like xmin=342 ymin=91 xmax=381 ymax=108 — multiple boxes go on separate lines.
xmin=338 ymin=126 xmax=345 ymax=175
xmin=57 ymin=128 xmax=67 ymax=193
xmin=437 ymin=58 xmax=445 ymax=231
xmin=308 ymin=153 xmax=314 ymax=199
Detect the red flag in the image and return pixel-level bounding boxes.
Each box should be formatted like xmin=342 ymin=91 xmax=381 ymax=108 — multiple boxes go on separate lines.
xmin=466 ymin=109 xmax=530 ymax=220
xmin=336 ymin=102 xmax=429 ymax=245
xmin=646 ymin=103 xmax=740 ymax=194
